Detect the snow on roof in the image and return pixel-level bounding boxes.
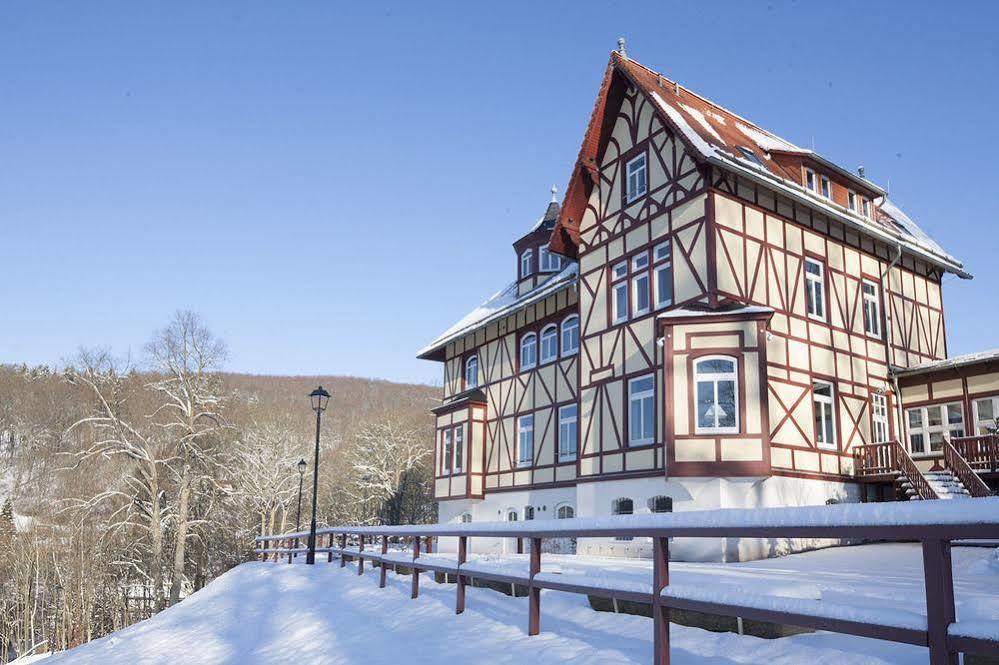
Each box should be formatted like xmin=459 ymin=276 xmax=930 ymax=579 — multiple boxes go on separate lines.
xmin=895 ymin=348 xmax=999 ymax=378
xmin=657 ymin=305 xmax=774 ymax=320
xmin=417 ymin=262 xmax=578 ymax=359
xmin=878 ymin=197 xmax=958 ymax=265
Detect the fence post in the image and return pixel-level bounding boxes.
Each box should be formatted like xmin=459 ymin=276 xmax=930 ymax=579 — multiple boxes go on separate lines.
xmin=327 ymin=534 xmax=335 ymax=563
xmin=528 ymin=537 xmax=542 ymax=636
xmin=288 ymin=537 xmax=295 ymax=565
xmin=358 ymin=535 xmax=365 ymax=575
xmin=411 ymin=537 xmax=421 ymax=599
xmin=340 ymin=533 xmax=347 ymax=568
xmin=380 ymin=535 xmax=389 ymax=588
xmin=260 ymin=538 xmax=268 ymax=562
xmin=456 ymin=535 xmax=467 ymax=614
xmin=517 ymin=537 xmax=524 ymax=554
xmin=653 ymin=536 xmax=671 ymax=665
xmin=922 ymin=539 xmax=958 ymax=665
xmin=424 ymin=536 xmax=433 ymax=554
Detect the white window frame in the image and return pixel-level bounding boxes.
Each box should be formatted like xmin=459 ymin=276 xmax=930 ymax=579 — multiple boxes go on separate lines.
xmin=453 ymin=425 xmax=464 ymax=472
xmin=805 ymin=168 xmax=816 ymax=192
xmin=558 ymin=403 xmax=578 ymax=462
xmin=906 ymin=403 xmax=965 ymax=456
xmin=847 ymin=190 xmax=857 ymax=212
xmin=612 ymin=497 xmax=634 ymax=541
xmin=631 ymin=253 xmax=651 ymax=317
xmin=862 ymin=197 xmax=871 ymax=219
xmin=611 ymin=261 xmax=628 ymax=324
xmin=804 ymin=257 xmax=826 ymax=321
xmin=653 ymin=241 xmax=672 ymax=310
xmin=626 ymin=153 xmax=648 ymax=203
xmin=465 ymin=355 xmax=478 ymax=389
xmin=694 ymin=356 xmax=739 ymax=434
xmin=820 ymin=175 xmax=832 ymax=199
xmin=443 ymin=428 xmax=453 ymax=475
xmin=520 ymin=333 xmax=537 ymax=370
xmin=862 ymin=279 xmax=882 ymax=338
xmin=974 ymin=396 xmax=999 ymax=434
xmin=560 ymin=315 xmax=579 ymax=357
xmin=539 ymin=324 xmax=558 ymax=364
xmin=556 ymin=504 xmax=574 ymax=519
xmin=539 ymin=247 xmax=561 ymax=273
xmin=872 ymin=393 xmax=889 ymax=443
xmin=628 ymin=374 xmax=655 ymax=446
xmin=520 ymin=249 xmax=533 ymax=278
xmin=813 ymin=380 xmax=837 ymax=450
xmin=517 ymin=414 xmax=534 ymax=467
xmin=460 ymin=512 xmax=472 ymax=523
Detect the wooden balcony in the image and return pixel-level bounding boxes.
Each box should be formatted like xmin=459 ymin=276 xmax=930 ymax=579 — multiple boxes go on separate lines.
xmin=949 ymin=434 xmax=999 ymax=475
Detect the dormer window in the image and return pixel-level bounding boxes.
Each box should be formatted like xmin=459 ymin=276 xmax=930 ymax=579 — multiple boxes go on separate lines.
xmin=820 ymin=175 xmax=831 ymax=199
xmin=805 ymin=169 xmax=816 ymax=192
xmin=848 ymin=190 xmax=857 ymax=212
xmin=539 ymin=247 xmax=561 ymax=273
xmin=520 ymin=249 xmax=533 ymax=278
xmin=626 ymin=153 xmax=648 ymax=203
xmin=861 ymin=197 xmax=871 ymax=219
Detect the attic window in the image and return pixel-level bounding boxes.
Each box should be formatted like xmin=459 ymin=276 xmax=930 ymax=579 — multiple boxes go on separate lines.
xmin=737 ymin=146 xmax=764 ymax=167
xmin=848 ymin=190 xmax=857 ymax=212
xmin=820 ymin=175 xmax=831 ymax=199
xmin=626 ymin=154 xmax=648 ymax=203
xmin=805 ymin=169 xmax=816 ymax=192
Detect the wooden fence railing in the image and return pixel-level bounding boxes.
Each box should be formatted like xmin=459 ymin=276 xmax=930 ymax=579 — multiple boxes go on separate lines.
xmin=853 ymin=440 xmax=939 ymax=500
xmin=943 ymin=440 xmax=993 ymax=498
xmin=254 ymin=500 xmax=999 ymax=665
xmin=951 ymin=434 xmax=999 ymax=474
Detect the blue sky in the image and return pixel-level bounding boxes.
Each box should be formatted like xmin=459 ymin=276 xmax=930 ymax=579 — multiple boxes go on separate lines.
xmin=2 ymin=1 xmax=997 ymax=385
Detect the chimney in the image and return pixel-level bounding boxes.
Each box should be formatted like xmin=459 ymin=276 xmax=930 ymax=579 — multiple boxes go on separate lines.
xmin=617 ymin=37 xmax=627 ymax=58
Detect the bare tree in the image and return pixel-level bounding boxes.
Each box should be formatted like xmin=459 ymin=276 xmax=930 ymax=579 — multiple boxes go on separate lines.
xmin=232 ymin=421 xmax=308 ymax=538
xmin=144 ymin=311 xmax=228 ymax=606
xmin=348 ymin=421 xmax=430 ymax=525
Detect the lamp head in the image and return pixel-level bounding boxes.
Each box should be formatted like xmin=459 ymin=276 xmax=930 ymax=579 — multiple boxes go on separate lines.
xmin=297 ymin=458 xmax=307 ymax=475
xmin=309 ymin=386 xmax=331 ymax=413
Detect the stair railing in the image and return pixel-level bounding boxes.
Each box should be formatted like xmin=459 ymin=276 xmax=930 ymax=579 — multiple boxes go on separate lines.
xmin=943 ymin=439 xmax=994 ymax=498
xmin=951 ymin=434 xmax=999 ymax=474
xmin=853 ymin=441 xmax=938 ymax=500
xmin=892 ymin=440 xmax=939 ymax=500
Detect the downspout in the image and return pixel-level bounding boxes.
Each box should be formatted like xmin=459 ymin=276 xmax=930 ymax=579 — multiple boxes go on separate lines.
xmin=883 ymin=242 xmax=905 ymax=442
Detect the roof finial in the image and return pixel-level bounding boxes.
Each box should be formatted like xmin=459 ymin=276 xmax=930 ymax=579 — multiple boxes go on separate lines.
xmin=858 ymin=165 xmax=866 ymax=179
xmin=617 ymin=37 xmax=627 ymax=58
xmin=550 ymin=185 xmax=558 ymax=203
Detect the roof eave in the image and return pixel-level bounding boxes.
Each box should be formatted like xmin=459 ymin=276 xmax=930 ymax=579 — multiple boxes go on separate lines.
xmin=770 ymin=149 xmax=886 ymax=197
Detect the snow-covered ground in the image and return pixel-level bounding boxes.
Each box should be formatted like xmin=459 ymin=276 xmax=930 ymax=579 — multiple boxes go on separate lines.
xmin=36 ymin=544 xmax=999 ymax=664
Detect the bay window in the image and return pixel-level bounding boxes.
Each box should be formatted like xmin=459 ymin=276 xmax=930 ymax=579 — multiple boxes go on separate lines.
xmin=694 ymin=356 xmax=738 ymax=434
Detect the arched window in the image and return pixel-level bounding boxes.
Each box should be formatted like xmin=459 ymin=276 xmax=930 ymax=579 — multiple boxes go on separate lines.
xmin=612 ymin=498 xmax=634 ymax=541
xmin=556 ymin=504 xmax=574 ymax=519
xmin=540 ymin=325 xmax=558 ymax=364
xmin=524 ymin=506 xmax=535 ymax=520
xmin=520 ymin=333 xmax=537 ymax=370
xmin=465 ymin=355 xmax=478 ymax=389
xmin=539 ymin=247 xmax=561 ymax=272
xmin=694 ymin=356 xmax=739 ymax=434
xmin=507 ymin=509 xmax=518 ymax=522
xmin=560 ymin=315 xmax=579 ymax=356
xmin=520 ymin=249 xmax=533 ymax=278
xmin=648 ymin=495 xmax=673 ymax=513
xmin=460 ymin=512 xmax=472 ymax=523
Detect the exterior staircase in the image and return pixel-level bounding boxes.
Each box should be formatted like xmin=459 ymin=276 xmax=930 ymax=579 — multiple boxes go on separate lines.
xmin=855 ymin=437 xmax=995 ymax=502
xmin=921 ymin=470 xmax=972 ymax=500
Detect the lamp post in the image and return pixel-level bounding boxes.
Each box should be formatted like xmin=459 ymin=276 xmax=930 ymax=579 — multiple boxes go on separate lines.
xmin=294 ymin=458 xmax=307 ymax=559
xmin=306 ymin=386 xmax=330 ymax=564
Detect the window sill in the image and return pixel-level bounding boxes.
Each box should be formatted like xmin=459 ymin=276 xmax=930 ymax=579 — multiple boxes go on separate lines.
xmin=558 ymin=455 xmax=577 ymax=464
xmin=628 ymin=439 xmax=655 ymax=447
xmin=693 ymin=429 xmax=740 ymax=436
xmin=560 ymin=350 xmax=579 ymax=359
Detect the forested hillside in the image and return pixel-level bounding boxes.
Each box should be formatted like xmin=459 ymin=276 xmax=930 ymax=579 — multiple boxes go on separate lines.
xmin=0 ymin=312 xmax=440 ymax=661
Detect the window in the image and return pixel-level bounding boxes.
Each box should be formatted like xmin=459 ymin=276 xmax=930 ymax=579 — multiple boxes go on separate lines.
xmin=520 ymin=333 xmax=537 ymax=370
xmin=560 ymin=316 xmax=579 ymax=356
xmin=612 ymin=498 xmax=634 ymax=541
xmin=612 ymin=261 xmax=628 ymax=324
xmin=465 ymin=355 xmax=478 ymax=389
xmin=805 ymin=258 xmax=826 ymax=320
xmin=694 ymin=356 xmax=738 ymax=434
xmin=820 ymin=175 xmax=831 ymax=199
xmin=460 ymin=513 xmax=472 ymax=523
xmin=631 ymin=253 xmax=650 ymax=316
xmin=628 ymin=375 xmax=655 ymax=445
xmin=540 ymin=325 xmax=558 ymax=364
xmin=556 ymin=504 xmax=574 ymax=519
xmin=861 ymin=197 xmax=871 ymax=219
xmin=648 ymin=496 xmax=673 ymax=513
xmin=813 ymin=381 xmax=837 ymax=450
xmin=737 ymin=146 xmax=764 ymax=167
xmin=974 ymin=397 xmax=999 ymax=434
xmin=453 ymin=425 xmax=464 ymax=472
xmin=520 ymin=249 xmax=533 ymax=278
xmin=507 ymin=510 xmax=518 ymax=522
xmin=907 ymin=403 xmax=965 ymax=455
xmin=539 ymin=247 xmax=561 ymax=273
xmin=558 ymin=404 xmax=578 ymax=461
xmin=626 ymin=153 xmax=648 ymax=202
xmin=805 ymin=169 xmax=816 ymax=192
xmin=443 ymin=429 xmax=453 ymax=474
xmin=524 ymin=506 xmax=535 ymax=520
xmin=862 ymin=280 xmax=881 ymax=337
xmin=848 ymin=190 xmax=857 ymax=212
xmin=872 ymin=393 xmax=889 ymax=443
xmin=518 ymin=414 xmax=534 ymax=467
xmin=653 ymin=241 xmax=673 ymax=309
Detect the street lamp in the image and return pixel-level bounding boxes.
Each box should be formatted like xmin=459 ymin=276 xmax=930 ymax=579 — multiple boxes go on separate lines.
xmin=305 ymin=386 xmax=330 ymax=564
xmin=294 ymin=459 xmax=307 ymax=559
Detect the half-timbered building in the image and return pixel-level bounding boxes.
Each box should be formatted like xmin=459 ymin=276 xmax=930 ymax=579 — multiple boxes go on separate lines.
xmin=418 ymin=46 xmax=998 ymax=562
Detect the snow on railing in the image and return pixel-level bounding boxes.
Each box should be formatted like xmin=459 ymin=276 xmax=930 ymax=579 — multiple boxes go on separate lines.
xmin=254 ymin=499 xmax=999 ymax=665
